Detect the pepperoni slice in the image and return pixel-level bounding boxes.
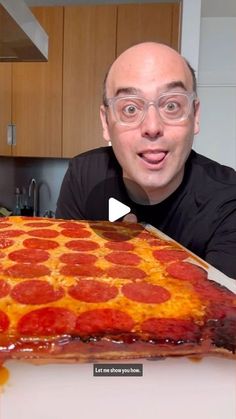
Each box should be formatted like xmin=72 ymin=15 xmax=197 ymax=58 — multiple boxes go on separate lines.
xmin=24 ymin=222 xmax=54 ymax=228
xmin=11 ymin=280 xmax=64 ymax=304
xmin=5 ymin=263 xmax=50 ymax=278
xmin=105 ymin=241 xmax=134 ymax=251
xmin=0 ymin=230 xmax=24 ymax=238
xmin=194 ymin=279 xmax=235 ymax=305
xmin=136 ymin=231 xmax=153 ymax=240
xmin=149 ymin=239 xmax=169 ymax=247
xmin=90 ymin=225 xmax=117 ymax=232
xmin=106 ymin=266 xmax=146 ymax=279
xmin=0 ymin=223 xmax=11 ymax=229
xmin=141 ymin=318 xmax=201 ymax=342
xmin=65 ymin=240 xmax=99 ymax=252
xmin=0 ymin=280 xmax=11 ymax=298
xmin=59 ymin=222 xmax=86 ymax=229
xmin=75 ymin=308 xmax=134 ymax=336
xmin=23 ymin=238 xmax=59 ymax=250
xmin=121 ymin=222 xmax=143 ymax=231
xmin=0 ymin=238 xmax=14 ymax=249
xmin=206 ymin=303 xmax=236 ymax=321
xmin=0 ymin=310 xmax=9 ymax=332
xmin=153 ymin=249 xmax=189 ymax=262
xmin=17 ymin=307 xmax=77 ymax=335
xmin=68 ymin=279 xmax=118 ymax=303
xmin=166 ymin=261 xmax=207 ymax=281
xmin=27 ymin=229 xmax=59 ymax=239
xmin=108 ymin=221 xmax=124 ymax=227
xmin=122 ymin=282 xmax=171 ymax=304
xmin=102 ymin=232 xmax=131 ymax=241
xmin=8 ymin=248 xmax=49 ymax=263
xmin=105 ymin=251 xmax=140 ymax=266
xmin=60 ymin=264 xmax=103 ymax=278
xmin=61 ymin=229 xmax=91 ymax=239
xmin=59 ymin=253 xmax=97 ymax=265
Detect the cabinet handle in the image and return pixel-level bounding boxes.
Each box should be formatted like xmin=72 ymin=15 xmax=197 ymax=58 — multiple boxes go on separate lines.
xmin=7 ymin=124 xmax=16 ymax=146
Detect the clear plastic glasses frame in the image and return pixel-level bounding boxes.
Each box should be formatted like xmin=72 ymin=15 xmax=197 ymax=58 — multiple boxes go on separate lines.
xmin=105 ymin=92 xmax=197 ymax=126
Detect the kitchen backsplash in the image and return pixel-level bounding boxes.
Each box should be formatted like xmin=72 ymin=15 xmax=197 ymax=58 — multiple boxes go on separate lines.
xmin=0 ymin=157 xmax=69 ymax=217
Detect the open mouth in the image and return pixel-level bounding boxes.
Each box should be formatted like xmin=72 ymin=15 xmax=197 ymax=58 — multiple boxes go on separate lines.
xmin=138 ymin=150 xmax=167 ymax=165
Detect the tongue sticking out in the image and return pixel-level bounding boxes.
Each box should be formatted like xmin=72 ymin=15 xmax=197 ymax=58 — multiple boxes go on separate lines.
xmin=140 ymin=151 xmax=166 ymax=164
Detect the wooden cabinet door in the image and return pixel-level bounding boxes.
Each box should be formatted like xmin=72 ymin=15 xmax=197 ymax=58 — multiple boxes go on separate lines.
xmin=117 ymin=3 xmax=180 ymax=56
xmin=63 ymin=3 xmax=180 ymax=158
xmin=11 ymin=7 xmax=63 ymax=157
xmin=62 ymin=5 xmax=116 ymax=158
xmin=0 ymin=64 xmax=12 ymax=156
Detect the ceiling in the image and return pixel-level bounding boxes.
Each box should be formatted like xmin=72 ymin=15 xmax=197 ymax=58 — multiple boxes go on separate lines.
xmin=24 ymin=0 xmax=236 ymax=17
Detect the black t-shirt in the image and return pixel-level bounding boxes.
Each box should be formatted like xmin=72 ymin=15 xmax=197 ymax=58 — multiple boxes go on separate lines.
xmin=56 ymin=147 xmax=236 ymax=278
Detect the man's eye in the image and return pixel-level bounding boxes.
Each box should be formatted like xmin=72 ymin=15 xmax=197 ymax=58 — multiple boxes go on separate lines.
xmin=123 ymin=104 xmax=138 ymax=115
xmin=164 ymin=101 xmax=179 ymax=112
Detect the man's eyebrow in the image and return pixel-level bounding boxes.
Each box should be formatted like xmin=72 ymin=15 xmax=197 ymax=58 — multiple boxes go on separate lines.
xmin=164 ymin=81 xmax=188 ymax=91
xmin=115 ymin=87 xmax=142 ymax=96
xmin=113 ymin=82 xmax=188 ymax=98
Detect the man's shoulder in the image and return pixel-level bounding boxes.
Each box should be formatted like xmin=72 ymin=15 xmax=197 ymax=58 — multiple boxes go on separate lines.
xmin=69 ymin=146 xmax=120 ymax=173
xmin=73 ymin=146 xmax=115 ymax=162
xmin=189 ymin=151 xmax=236 ymax=187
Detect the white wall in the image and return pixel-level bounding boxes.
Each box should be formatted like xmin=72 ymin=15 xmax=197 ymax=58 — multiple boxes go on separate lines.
xmin=181 ymin=0 xmax=201 ymax=76
xmin=181 ymin=0 xmax=236 ymax=170
xmin=193 ymin=11 xmax=236 ymax=169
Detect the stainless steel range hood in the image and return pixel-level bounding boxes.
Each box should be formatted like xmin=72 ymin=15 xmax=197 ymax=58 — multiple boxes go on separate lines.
xmin=0 ymin=0 xmax=48 ymax=62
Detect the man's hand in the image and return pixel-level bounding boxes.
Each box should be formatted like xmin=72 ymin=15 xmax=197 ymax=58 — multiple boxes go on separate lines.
xmin=122 ymin=213 xmax=138 ymax=223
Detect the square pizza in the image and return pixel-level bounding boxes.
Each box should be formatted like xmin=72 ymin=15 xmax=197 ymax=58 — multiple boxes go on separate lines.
xmin=0 ymin=216 xmax=235 ymax=363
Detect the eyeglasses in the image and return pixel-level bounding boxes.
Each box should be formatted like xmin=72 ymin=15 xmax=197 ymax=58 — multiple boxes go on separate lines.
xmin=105 ymin=92 xmax=197 ymax=126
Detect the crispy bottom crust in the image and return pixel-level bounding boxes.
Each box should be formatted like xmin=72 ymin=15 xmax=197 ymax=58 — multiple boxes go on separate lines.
xmin=0 ymin=335 xmax=235 ymax=364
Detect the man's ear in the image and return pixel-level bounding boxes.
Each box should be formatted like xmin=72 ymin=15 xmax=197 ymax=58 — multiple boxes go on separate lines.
xmin=193 ymin=99 xmax=200 ymax=135
xmin=100 ymin=105 xmax=111 ymax=142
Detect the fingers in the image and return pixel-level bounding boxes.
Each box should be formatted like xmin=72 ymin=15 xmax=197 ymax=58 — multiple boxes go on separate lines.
xmin=122 ymin=213 xmax=138 ymax=223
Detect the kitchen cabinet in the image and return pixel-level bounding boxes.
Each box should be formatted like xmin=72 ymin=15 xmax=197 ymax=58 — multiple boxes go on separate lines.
xmin=0 ymin=64 xmax=11 ymax=156
xmin=62 ymin=5 xmax=117 ymax=158
xmin=0 ymin=7 xmax=63 ymax=158
xmin=116 ymin=3 xmax=180 ymax=55
xmin=62 ymin=2 xmax=180 ymax=158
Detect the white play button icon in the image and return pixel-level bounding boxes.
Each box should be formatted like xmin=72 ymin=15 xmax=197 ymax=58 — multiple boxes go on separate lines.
xmin=108 ymin=198 xmax=130 ymax=222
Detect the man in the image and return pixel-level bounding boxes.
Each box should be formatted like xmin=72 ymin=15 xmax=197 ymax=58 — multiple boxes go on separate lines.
xmin=56 ymin=42 xmax=236 ymax=278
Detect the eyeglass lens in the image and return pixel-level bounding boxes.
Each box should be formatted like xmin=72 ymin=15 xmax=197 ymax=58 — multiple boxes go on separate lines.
xmin=113 ymin=94 xmax=193 ymax=124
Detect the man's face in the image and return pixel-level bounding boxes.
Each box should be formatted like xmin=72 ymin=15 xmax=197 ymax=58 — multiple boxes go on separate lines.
xmin=100 ymin=44 xmax=200 ymax=204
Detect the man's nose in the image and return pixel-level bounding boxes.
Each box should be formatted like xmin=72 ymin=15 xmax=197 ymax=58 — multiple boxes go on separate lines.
xmin=140 ymin=104 xmax=164 ymax=139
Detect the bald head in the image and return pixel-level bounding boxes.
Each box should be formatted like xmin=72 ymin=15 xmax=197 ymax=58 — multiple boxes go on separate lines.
xmin=103 ymin=42 xmax=196 ymax=105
